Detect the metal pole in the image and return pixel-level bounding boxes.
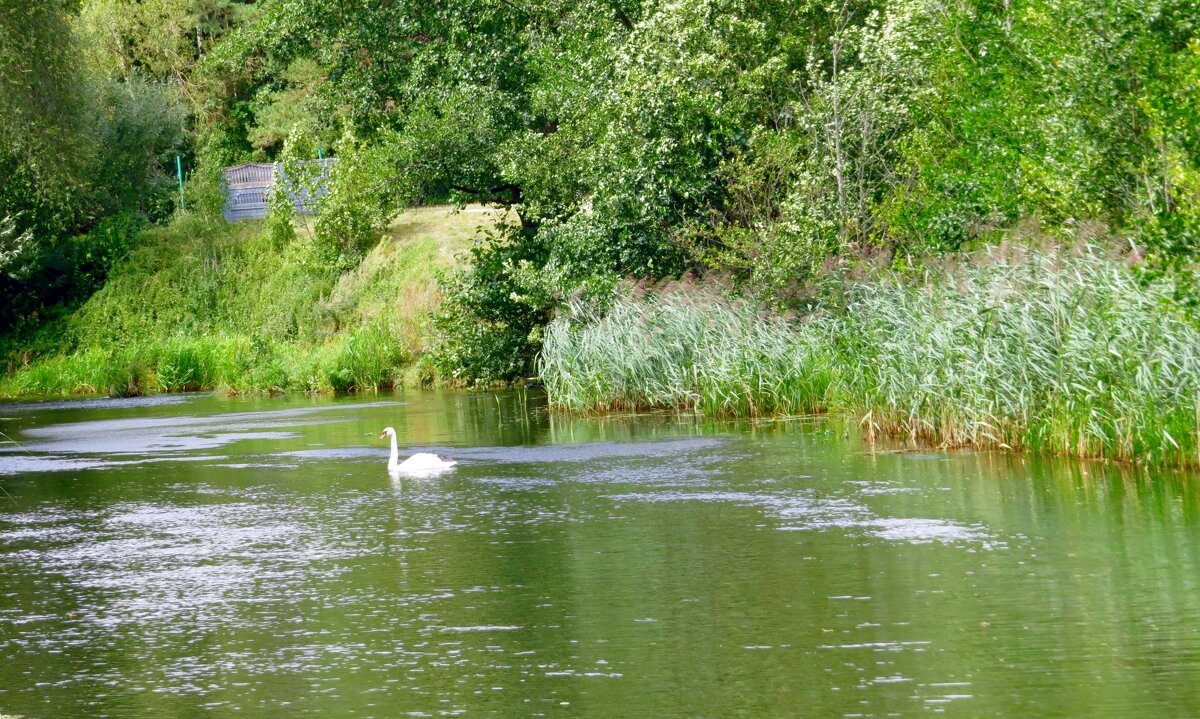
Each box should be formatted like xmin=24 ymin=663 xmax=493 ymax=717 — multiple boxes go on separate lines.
xmin=317 ymin=148 xmax=323 ymax=160
xmin=176 ymin=155 xmax=185 ymax=211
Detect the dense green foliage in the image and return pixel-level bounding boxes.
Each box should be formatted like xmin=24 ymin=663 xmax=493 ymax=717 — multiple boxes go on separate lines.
xmin=174 ymin=0 xmax=1200 ymax=383
xmin=0 ymin=1 xmax=196 ymax=332
xmin=542 ymin=249 xmax=1200 ymax=467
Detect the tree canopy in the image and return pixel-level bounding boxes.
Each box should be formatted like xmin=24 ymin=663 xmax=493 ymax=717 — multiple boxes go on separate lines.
xmin=4 ymin=0 xmax=1200 ymax=381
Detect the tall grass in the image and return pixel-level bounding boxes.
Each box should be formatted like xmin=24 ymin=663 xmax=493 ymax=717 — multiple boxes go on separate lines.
xmin=542 ymin=293 xmax=834 ymax=416
xmin=0 ymin=206 xmax=491 ymax=398
xmin=542 ymin=248 xmax=1200 ymax=467
xmin=0 ymin=329 xmax=410 ymax=397
xmin=299 ymin=319 xmax=410 ymax=392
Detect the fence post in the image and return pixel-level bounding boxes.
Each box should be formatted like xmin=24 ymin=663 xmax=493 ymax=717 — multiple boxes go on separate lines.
xmin=176 ymin=155 xmax=185 ymax=211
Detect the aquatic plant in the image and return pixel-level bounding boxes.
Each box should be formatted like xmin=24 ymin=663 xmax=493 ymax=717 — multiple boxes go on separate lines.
xmin=541 ymin=248 xmax=1200 ymax=467
xmin=541 ymin=289 xmax=833 ymax=417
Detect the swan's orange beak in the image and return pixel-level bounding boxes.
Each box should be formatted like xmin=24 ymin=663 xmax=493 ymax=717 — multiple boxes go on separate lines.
xmin=377 ymin=430 xmax=387 ymax=439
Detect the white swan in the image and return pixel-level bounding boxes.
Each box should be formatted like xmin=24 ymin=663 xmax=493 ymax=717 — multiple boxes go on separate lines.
xmin=378 ymin=427 xmax=456 ymax=474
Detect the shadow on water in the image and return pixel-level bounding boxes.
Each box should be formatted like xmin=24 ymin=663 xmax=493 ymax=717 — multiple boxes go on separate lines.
xmin=0 ymin=390 xmax=1198 ymax=718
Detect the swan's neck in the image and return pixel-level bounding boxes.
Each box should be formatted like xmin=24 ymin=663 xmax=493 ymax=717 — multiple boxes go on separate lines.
xmin=388 ymin=434 xmax=399 ymax=471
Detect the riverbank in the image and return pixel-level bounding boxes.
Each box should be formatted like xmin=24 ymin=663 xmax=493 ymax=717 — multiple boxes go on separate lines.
xmin=0 ymin=206 xmax=500 ymax=397
xmin=6 ymin=222 xmax=1200 ymax=469
xmin=541 ymin=247 xmax=1200 ymax=468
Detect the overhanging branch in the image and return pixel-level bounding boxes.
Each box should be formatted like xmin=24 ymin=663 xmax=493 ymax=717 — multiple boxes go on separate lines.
xmin=450 ymin=183 xmax=522 ymax=206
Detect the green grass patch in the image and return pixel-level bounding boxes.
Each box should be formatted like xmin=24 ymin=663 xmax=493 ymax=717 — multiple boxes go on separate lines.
xmin=542 ymin=247 xmax=1200 ymax=468
xmin=0 ymin=206 xmax=496 ymax=397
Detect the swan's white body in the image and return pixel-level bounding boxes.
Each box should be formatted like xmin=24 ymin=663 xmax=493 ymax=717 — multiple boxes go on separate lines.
xmin=379 ymin=427 xmax=456 ymax=474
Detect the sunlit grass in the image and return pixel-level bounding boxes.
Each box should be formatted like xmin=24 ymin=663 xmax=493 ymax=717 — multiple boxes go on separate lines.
xmin=0 ymin=206 xmax=500 ymax=397
xmin=542 ymin=248 xmax=1200 ymax=467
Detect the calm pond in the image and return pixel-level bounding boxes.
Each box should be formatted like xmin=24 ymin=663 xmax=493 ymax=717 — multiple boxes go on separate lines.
xmin=1 ymin=390 xmax=1199 ymax=718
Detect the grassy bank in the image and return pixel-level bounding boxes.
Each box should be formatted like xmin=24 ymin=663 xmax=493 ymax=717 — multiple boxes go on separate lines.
xmin=542 ymin=248 xmax=1200 ymax=468
xmin=0 ymin=206 xmax=498 ymax=396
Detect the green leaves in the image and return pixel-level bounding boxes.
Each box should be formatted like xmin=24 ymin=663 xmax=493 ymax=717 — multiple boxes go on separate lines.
xmin=429 ymin=223 xmax=556 ymax=385
xmin=14 ymin=0 xmax=1200 ymax=382
xmin=0 ymin=1 xmax=186 ymax=330
xmin=0 ymin=216 xmax=36 ymax=281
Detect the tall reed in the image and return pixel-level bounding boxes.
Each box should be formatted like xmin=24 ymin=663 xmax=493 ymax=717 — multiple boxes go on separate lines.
xmin=541 ymin=291 xmax=834 ymax=417
xmin=541 ymin=249 xmax=1200 ymax=467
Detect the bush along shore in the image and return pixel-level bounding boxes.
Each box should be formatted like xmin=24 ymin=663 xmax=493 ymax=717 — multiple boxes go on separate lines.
xmin=541 ymin=248 xmax=1200 ymax=469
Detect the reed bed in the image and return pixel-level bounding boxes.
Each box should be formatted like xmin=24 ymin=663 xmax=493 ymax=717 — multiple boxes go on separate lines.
xmin=541 ymin=249 xmax=1200 ymax=467
xmin=541 ymin=293 xmax=834 ymax=417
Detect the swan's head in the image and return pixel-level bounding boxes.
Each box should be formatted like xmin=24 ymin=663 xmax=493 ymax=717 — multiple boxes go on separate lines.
xmin=378 ymin=427 xmax=396 ymax=440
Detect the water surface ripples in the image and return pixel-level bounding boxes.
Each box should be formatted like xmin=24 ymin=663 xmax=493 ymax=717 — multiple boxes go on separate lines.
xmin=0 ymin=392 xmax=1198 ymax=717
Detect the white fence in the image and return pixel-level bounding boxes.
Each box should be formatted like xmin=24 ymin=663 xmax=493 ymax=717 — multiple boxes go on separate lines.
xmin=222 ymin=158 xmax=336 ymax=222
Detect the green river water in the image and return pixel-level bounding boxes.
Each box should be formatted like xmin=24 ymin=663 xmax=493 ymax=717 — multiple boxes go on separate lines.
xmin=0 ymin=390 xmax=1198 ymax=718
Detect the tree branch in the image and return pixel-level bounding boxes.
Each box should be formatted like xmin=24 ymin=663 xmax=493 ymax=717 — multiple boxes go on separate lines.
xmin=450 ymin=183 xmax=523 ymax=206
xmin=607 ymin=1 xmax=635 ymax=30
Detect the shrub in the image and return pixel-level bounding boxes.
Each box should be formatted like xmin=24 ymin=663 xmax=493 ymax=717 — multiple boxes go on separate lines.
xmin=429 ymin=224 xmax=556 ymax=385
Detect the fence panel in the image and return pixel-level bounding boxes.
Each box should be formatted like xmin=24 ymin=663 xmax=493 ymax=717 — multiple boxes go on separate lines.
xmin=222 ymin=159 xmax=335 ymax=222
